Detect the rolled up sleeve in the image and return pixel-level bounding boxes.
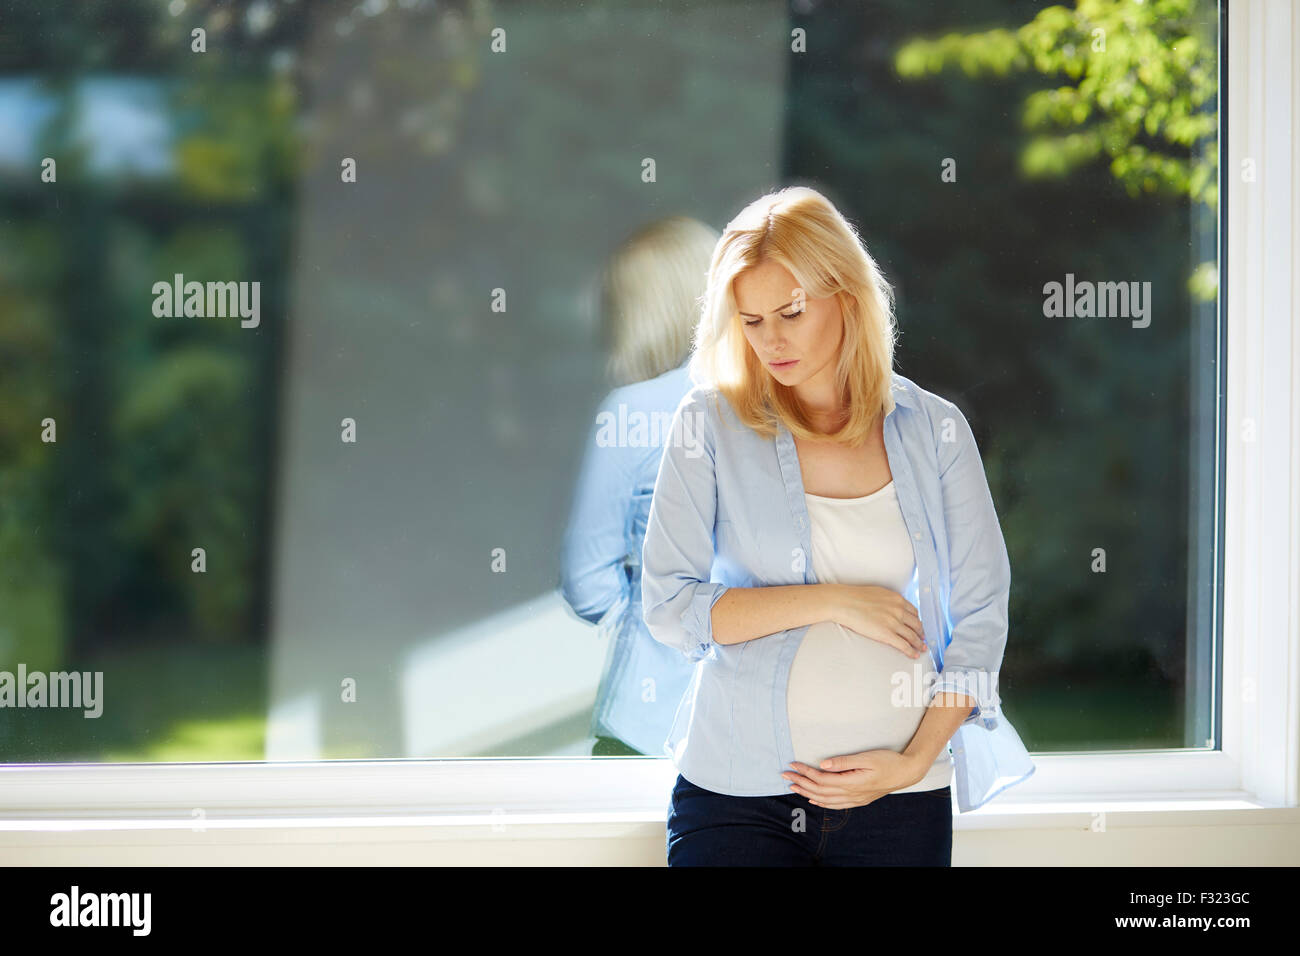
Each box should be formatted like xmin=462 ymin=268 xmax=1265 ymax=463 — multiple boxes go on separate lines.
xmin=925 ymin=400 xmax=1011 ymax=731
xmin=640 ymin=391 xmax=728 ymax=663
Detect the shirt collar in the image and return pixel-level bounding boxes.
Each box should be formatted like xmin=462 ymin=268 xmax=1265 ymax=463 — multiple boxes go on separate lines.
xmin=888 ymin=372 xmax=916 ymax=413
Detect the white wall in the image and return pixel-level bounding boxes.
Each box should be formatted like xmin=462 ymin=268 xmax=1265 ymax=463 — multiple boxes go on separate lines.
xmin=3 ymin=809 xmax=1298 ymax=865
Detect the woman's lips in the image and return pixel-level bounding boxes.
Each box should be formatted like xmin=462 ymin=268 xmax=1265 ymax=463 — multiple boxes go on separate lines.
xmin=769 ymin=359 xmax=799 ymax=369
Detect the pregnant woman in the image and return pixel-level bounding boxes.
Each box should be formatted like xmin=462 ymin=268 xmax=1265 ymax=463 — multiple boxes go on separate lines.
xmin=641 ymin=186 xmax=1035 ymax=867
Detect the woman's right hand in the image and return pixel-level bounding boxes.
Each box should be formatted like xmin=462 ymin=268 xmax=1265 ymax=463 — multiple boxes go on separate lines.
xmin=824 ymin=584 xmax=927 ymax=658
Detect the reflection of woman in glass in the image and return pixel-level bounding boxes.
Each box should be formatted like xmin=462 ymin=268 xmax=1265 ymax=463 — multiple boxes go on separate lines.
xmin=560 ymin=216 xmax=720 ymax=757
xmin=642 ymin=187 xmax=1034 ymax=866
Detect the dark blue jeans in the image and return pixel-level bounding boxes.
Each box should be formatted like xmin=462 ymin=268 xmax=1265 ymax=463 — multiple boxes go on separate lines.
xmin=666 ymin=773 xmax=953 ymax=866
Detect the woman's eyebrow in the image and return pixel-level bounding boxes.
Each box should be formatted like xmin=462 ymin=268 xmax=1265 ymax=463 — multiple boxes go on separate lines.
xmin=738 ymin=300 xmax=794 ymax=318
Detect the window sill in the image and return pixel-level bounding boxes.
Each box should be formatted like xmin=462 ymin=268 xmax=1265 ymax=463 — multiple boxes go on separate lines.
xmin=3 ymin=802 xmax=1298 ymax=841
xmin=0 ymin=757 xmax=1294 ymax=836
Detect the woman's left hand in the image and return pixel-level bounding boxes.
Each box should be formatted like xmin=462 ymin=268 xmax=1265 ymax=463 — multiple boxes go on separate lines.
xmin=783 ymin=750 xmax=923 ymax=809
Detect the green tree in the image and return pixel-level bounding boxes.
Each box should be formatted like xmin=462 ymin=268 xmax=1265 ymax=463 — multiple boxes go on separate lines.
xmin=895 ymin=0 xmax=1218 ymax=299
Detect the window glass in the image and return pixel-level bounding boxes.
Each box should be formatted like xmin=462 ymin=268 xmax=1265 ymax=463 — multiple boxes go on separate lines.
xmin=0 ymin=0 xmax=1221 ymax=762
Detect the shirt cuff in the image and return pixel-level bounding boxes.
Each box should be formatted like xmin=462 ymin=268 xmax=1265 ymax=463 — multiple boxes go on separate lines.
xmin=679 ymin=583 xmax=730 ymax=662
xmin=593 ymin=590 xmax=630 ymax=643
xmin=927 ymin=667 xmax=1002 ymax=731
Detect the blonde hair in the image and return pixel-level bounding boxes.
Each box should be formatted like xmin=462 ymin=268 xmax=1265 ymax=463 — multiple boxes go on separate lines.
xmin=596 ymin=216 xmax=720 ymax=387
xmin=690 ymin=185 xmax=898 ymax=446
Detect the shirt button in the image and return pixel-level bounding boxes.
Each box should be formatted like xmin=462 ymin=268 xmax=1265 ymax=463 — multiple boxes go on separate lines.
xmin=922 ymin=586 xmax=930 ymax=593
xmin=913 ymin=532 xmax=921 ymax=540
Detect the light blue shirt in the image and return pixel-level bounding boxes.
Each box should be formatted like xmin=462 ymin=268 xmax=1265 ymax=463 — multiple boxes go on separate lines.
xmin=640 ymin=370 xmax=1036 ymax=812
xmin=559 ymin=359 xmax=697 ymax=754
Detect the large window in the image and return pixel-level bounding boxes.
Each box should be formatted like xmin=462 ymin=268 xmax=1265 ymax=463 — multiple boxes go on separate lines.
xmin=0 ymin=0 xmax=1222 ymax=771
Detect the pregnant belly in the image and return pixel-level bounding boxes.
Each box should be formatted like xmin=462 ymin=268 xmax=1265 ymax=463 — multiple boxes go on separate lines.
xmin=786 ymin=620 xmax=937 ymax=768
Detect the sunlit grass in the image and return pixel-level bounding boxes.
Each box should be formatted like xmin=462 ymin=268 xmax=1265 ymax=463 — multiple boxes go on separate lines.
xmin=101 ymin=714 xmax=264 ymax=762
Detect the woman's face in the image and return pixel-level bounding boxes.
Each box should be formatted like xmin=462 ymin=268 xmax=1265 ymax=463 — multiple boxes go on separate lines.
xmin=733 ymin=259 xmax=843 ymax=395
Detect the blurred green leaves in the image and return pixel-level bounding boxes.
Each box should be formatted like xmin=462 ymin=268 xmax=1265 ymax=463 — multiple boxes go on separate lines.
xmin=896 ymin=0 xmax=1218 ymax=299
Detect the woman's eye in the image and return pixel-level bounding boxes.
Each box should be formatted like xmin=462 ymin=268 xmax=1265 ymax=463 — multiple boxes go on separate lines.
xmin=744 ymin=310 xmax=800 ymax=327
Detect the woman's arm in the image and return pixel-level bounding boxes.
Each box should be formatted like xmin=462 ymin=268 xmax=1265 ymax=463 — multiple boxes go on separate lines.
xmin=926 ymin=398 xmax=1013 ymax=727
xmin=709 ymin=584 xmax=838 ymax=646
xmin=559 ymin=391 xmax=635 ymax=625
xmin=641 ymin=391 xmax=728 ymax=661
xmin=804 ymin=688 xmax=977 ymax=795
xmin=901 ymin=690 xmax=978 ymax=776
xmin=712 ymin=583 xmax=928 ymax=657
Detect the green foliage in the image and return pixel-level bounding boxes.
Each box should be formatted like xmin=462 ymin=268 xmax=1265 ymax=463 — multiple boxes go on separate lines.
xmin=0 ymin=224 xmax=66 ymax=671
xmin=112 ymin=345 xmax=256 ymax=643
xmin=0 ymin=505 xmax=65 ymax=673
xmin=896 ymin=0 xmax=1219 ymax=301
xmin=173 ymin=76 xmax=299 ymax=200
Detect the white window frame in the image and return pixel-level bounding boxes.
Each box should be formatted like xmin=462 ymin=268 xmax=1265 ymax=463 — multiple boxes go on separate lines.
xmin=1 ymin=0 xmax=1296 ymax=836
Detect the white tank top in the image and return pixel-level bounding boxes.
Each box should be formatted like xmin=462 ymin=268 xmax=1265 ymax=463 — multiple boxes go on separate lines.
xmin=786 ymin=479 xmax=953 ymax=793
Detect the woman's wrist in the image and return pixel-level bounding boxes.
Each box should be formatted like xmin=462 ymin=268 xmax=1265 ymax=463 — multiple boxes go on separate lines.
xmin=899 ymin=749 xmax=930 ymax=785
xmin=817 ymin=582 xmax=846 ymax=625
